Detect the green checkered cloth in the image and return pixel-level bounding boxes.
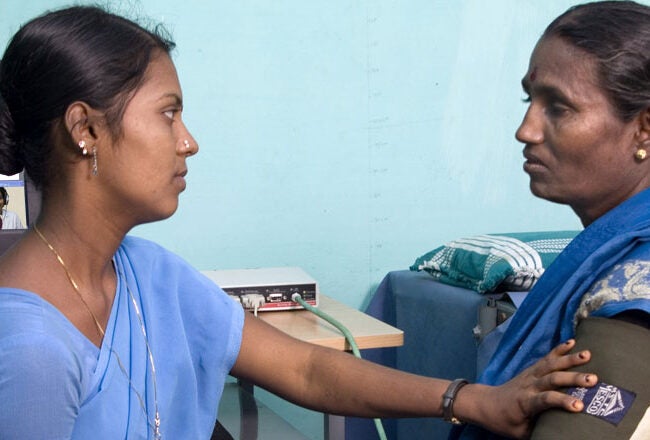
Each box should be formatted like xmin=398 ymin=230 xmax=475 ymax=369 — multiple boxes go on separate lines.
xmin=410 ymin=231 xmax=579 ymax=293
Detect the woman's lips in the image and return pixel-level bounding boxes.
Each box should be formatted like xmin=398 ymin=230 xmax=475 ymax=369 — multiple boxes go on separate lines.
xmin=523 ymin=150 xmax=547 ymax=173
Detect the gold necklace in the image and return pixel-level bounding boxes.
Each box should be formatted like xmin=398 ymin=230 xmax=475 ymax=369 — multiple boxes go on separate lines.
xmin=33 ymin=225 xmax=105 ymax=337
xmin=33 ymin=225 xmax=162 ymax=439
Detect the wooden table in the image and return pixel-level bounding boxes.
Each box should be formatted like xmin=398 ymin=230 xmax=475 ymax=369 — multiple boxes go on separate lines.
xmin=256 ymin=294 xmax=404 ymax=351
xmin=230 ymin=294 xmax=404 ymax=440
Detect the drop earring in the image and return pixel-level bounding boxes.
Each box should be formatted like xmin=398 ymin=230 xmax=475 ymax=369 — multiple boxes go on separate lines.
xmin=78 ymin=140 xmax=88 ymax=156
xmin=92 ymin=146 xmax=98 ymax=176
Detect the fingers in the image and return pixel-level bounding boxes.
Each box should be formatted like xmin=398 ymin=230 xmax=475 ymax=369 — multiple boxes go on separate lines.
xmin=528 ymin=340 xmax=592 ymax=377
xmin=527 ymin=351 xmax=598 ymax=416
xmin=537 ymin=370 xmax=597 ymax=391
xmin=552 ymin=348 xmax=592 ymax=372
xmin=484 ymin=339 xmax=599 ymax=437
xmin=528 ymin=384 xmax=590 ymax=415
xmin=554 ymin=338 xmax=577 ymax=356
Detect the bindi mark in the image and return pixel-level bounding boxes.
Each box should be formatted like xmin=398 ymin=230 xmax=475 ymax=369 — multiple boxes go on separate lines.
xmin=529 ymin=67 xmax=538 ymax=82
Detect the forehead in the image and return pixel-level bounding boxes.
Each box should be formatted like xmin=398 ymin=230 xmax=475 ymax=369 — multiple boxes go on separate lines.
xmin=523 ymin=36 xmax=604 ymax=102
xmin=136 ymin=53 xmax=182 ymax=101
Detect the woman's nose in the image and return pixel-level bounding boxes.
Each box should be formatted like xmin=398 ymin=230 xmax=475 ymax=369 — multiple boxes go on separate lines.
xmin=515 ymin=106 xmax=544 ymax=145
xmin=178 ymin=137 xmax=199 ymax=156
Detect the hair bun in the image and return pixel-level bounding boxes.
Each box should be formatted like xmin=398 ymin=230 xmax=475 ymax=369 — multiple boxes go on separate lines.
xmin=0 ymin=94 xmax=25 ymax=176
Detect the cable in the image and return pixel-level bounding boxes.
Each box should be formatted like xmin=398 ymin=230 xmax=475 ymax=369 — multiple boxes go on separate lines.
xmin=291 ymin=293 xmax=388 ymax=440
xmin=240 ymin=294 xmax=265 ymax=316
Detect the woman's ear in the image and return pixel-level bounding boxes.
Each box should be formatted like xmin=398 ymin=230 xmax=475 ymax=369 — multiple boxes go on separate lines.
xmin=63 ymin=101 xmax=104 ymax=147
xmin=636 ymin=107 xmax=650 ymax=142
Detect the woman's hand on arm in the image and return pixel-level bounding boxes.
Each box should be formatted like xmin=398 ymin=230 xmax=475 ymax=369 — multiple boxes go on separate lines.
xmin=452 ymin=339 xmax=596 ymax=439
xmin=230 ymin=316 xmax=596 ymax=439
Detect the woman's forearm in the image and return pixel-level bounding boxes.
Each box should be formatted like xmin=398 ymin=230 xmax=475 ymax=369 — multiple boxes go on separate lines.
xmin=231 ymin=314 xmax=595 ymax=439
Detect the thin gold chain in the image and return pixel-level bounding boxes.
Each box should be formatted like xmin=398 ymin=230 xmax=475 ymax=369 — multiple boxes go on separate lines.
xmin=33 ymin=224 xmax=105 ymax=337
xmin=33 ymin=225 xmax=162 ymax=439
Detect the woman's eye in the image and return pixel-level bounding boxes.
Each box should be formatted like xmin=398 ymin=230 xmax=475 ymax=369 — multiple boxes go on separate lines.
xmin=546 ymin=103 xmax=568 ymax=118
xmin=163 ymin=110 xmax=175 ymax=120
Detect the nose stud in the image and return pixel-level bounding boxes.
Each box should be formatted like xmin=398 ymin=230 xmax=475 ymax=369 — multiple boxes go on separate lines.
xmin=183 ymin=139 xmax=190 ymax=150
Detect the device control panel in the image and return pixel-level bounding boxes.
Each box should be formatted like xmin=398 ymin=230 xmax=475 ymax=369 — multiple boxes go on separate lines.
xmin=201 ymin=267 xmax=319 ymax=311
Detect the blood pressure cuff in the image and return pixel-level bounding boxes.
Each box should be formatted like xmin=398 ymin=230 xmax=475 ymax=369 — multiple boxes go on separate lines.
xmin=532 ymin=317 xmax=650 ymax=440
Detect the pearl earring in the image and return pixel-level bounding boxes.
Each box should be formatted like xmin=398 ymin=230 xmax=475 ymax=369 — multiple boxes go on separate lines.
xmin=636 ymin=148 xmax=648 ymax=161
xmin=78 ymin=140 xmax=88 ymax=156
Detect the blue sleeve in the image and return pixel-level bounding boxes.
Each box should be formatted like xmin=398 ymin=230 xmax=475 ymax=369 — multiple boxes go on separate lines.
xmin=0 ymin=332 xmax=82 ymax=440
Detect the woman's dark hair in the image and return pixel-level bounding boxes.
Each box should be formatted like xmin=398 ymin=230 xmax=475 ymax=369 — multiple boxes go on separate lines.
xmin=0 ymin=6 xmax=175 ymax=189
xmin=544 ymin=0 xmax=650 ymax=121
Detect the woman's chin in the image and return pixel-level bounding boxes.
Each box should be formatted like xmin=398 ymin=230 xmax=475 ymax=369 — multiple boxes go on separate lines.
xmin=135 ymin=203 xmax=179 ymax=226
xmin=529 ymin=183 xmax=572 ymax=206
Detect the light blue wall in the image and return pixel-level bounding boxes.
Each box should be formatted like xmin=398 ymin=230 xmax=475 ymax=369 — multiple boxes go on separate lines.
xmin=1 ymin=0 xmax=586 ymax=312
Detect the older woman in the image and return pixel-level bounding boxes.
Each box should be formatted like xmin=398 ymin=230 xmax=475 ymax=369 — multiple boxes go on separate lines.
xmin=456 ymin=1 xmax=650 ymax=439
xmin=0 ymin=5 xmax=596 ymax=440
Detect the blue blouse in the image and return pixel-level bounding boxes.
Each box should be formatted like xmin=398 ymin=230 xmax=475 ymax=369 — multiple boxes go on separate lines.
xmin=0 ymin=236 xmax=244 ymax=439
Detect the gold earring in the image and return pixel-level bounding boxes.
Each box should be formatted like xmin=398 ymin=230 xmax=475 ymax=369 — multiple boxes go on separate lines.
xmin=78 ymin=140 xmax=88 ymax=156
xmin=636 ymin=148 xmax=647 ymax=161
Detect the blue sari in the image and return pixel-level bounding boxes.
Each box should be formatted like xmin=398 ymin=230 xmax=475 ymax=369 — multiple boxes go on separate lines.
xmin=0 ymin=236 xmax=244 ymax=439
xmin=455 ymin=188 xmax=650 ymax=439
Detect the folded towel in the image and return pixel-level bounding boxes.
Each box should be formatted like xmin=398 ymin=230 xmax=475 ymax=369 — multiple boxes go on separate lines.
xmin=410 ymin=231 xmax=579 ymax=293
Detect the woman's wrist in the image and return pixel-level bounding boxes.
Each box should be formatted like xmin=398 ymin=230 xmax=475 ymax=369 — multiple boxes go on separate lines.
xmin=447 ymin=382 xmax=491 ymax=427
xmin=442 ymin=378 xmax=469 ymax=424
